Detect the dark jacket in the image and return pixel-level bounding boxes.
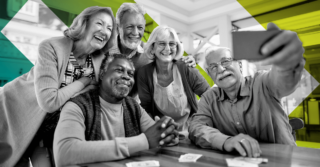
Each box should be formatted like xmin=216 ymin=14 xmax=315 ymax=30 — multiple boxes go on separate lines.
xmin=137 ymin=60 xmax=210 ymax=119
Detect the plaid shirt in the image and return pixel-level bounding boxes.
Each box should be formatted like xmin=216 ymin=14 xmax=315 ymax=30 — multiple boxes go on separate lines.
xmin=60 ymin=54 xmax=95 ymax=88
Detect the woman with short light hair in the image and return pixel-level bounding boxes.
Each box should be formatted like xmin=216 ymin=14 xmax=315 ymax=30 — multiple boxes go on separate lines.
xmin=137 ymin=25 xmax=210 ymax=135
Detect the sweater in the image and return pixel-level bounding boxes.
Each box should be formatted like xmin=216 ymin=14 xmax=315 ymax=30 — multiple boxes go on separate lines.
xmin=0 ymin=36 xmax=105 ymax=167
xmin=53 ymin=96 xmax=154 ymax=166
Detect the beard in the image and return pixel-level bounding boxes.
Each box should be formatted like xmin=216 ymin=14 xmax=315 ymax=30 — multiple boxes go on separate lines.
xmin=119 ymin=27 xmax=141 ymax=50
xmin=110 ymin=85 xmax=130 ymax=100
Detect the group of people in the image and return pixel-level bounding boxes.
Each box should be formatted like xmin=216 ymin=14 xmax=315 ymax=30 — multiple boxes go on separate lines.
xmin=0 ymin=2 xmax=305 ymax=167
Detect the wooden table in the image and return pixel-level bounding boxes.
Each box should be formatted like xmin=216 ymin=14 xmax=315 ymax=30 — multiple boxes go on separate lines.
xmin=70 ymin=139 xmax=320 ymax=167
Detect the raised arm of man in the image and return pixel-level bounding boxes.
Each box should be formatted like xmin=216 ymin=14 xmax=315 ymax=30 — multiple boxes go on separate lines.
xmin=260 ymin=23 xmax=305 ymax=99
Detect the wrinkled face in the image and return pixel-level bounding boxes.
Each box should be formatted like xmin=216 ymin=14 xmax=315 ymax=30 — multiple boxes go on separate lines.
xmin=152 ymin=31 xmax=177 ymax=63
xmin=118 ymin=12 xmax=145 ymax=50
xmin=100 ymin=58 xmax=135 ymax=100
xmin=82 ymin=12 xmax=113 ymax=51
xmin=206 ymin=50 xmax=241 ymax=89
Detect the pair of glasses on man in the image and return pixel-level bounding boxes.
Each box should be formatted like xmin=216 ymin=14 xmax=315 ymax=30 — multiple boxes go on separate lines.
xmin=156 ymin=41 xmax=177 ymax=49
xmin=207 ymin=58 xmax=234 ymax=72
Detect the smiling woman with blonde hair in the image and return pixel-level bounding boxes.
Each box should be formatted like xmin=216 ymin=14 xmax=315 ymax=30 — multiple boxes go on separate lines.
xmin=0 ymin=6 xmax=116 ymax=166
xmin=137 ymin=25 xmax=210 ymax=134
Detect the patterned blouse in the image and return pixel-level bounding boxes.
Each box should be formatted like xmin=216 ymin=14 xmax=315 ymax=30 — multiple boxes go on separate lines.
xmin=60 ymin=53 xmax=95 ymax=88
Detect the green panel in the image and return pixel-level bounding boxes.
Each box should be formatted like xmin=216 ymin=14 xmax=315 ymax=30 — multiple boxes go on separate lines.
xmin=0 ymin=0 xmax=33 ymax=86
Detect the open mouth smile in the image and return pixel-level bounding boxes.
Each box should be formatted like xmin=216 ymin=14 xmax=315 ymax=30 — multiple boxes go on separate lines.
xmin=94 ymin=35 xmax=106 ymax=43
xmin=160 ymin=52 xmax=173 ymax=57
xmin=128 ymin=36 xmax=140 ymax=42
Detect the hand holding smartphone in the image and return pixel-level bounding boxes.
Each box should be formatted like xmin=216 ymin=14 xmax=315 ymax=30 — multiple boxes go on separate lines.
xmin=232 ymin=30 xmax=283 ymax=61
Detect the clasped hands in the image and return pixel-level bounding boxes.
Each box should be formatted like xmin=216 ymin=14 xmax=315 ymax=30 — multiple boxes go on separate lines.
xmin=144 ymin=116 xmax=179 ymax=149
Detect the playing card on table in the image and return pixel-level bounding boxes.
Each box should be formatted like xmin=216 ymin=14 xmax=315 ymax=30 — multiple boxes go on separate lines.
xmin=126 ymin=160 xmax=160 ymax=167
xmin=226 ymin=157 xmax=268 ymax=167
xmin=234 ymin=157 xmax=268 ymax=164
xmin=179 ymin=153 xmax=202 ymax=162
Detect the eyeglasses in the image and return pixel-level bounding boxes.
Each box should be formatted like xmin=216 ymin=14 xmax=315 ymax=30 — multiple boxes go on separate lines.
xmin=156 ymin=41 xmax=177 ymax=49
xmin=207 ymin=58 xmax=233 ymax=72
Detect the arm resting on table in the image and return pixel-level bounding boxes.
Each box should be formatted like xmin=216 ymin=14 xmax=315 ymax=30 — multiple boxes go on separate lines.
xmin=189 ymin=93 xmax=230 ymax=151
xmin=53 ymin=102 xmax=149 ymax=167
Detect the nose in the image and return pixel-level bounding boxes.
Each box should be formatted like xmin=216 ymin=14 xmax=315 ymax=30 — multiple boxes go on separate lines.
xmin=217 ymin=64 xmax=226 ymax=73
xmin=121 ymin=72 xmax=131 ymax=80
xmin=100 ymin=27 xmax=108 ymax=36
xmin=132 ymin=26 xmax=138 ymax=35
xmin=163 ymin=43 xmax=171 ymax=51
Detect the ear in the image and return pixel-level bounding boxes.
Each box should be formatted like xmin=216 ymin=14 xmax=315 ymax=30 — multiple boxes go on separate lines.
xmin=150 ymin=43 xmax=155 ymax=55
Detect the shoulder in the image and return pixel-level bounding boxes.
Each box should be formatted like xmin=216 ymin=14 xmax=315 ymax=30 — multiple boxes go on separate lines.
xmin=250 ymin=70 xmax=269 ymax=86
xmin=137 ymin=62 xmax=154 ymax=76
xmin=175 ymin=60 xmax=197 ymax=73
xmin=175 ymin=61 xmax=203 ymax=80
xmin=201 ymin=86 xmax=219 ymax=102
xmin=60 ymin=101 xmax=85 ymax=122
xmin=69 ymin=90 xmax=96 ymax=104
xmin=39 ymin=36 xmax=71 ymax=48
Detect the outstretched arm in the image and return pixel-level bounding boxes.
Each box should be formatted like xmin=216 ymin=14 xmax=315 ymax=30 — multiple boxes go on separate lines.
xmin=259 ymin=23 xmax=305 ymax=99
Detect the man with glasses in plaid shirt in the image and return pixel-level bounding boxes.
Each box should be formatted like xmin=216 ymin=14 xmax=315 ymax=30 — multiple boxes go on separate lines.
xmin=189 ymin=23 xmax=305 ymax=159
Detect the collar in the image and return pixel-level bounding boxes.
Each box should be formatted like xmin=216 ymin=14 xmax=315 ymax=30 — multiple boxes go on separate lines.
xmin=217 ymin=76 xmax=250 ymax=101
xmin=109 ymin=35 xmax=144 ymax=58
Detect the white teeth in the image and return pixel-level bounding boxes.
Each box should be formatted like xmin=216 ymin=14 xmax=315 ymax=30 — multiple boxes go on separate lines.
xmin=94 ymin=35 xmax=104 ymax=41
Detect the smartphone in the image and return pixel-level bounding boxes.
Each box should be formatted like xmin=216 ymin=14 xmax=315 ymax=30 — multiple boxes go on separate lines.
xmin=232 ymin=30 xmax=283 ymax=61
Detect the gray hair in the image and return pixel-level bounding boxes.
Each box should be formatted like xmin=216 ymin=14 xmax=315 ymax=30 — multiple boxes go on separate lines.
xmin=204 ymin=47 xmax=231 ymax=73
xmin=99 ymin=54 xmax=134 ymax=84
xmin=144 ymin=25 xmax=184 ymax=61
xmin=116 ymin=3 xmax=146 ymax=26
xmin=64 ymin=6 xmax=115 ymax=41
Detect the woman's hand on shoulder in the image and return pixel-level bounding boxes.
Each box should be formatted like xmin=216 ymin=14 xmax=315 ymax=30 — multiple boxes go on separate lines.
xmin=77 ymin=77 xmax=92 ymax=87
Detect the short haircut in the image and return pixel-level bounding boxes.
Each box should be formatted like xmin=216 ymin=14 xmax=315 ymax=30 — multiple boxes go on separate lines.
xmin=144 ymin=25 xmax=184 ymax=61
xmin=204 ymin=47 xmax=231 ymax=73
xmin=100 ymin=53 xmax=134 ymax=76
xmin=116 ymin=3 xmax=146 ymax=26
xmin=64 ymin=6 xmax=115 ymax=41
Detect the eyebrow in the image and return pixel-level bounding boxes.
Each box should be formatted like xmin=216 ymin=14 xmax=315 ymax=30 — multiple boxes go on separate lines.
xmin=97 ymin=19 xmax=112 ymax=25
xmin=114 ymin=64 xmax=135 ymax=72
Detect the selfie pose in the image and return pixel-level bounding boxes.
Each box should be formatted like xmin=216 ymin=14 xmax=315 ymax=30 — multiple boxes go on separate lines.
xmin=189 ymin=23 xmax=305 ymax=158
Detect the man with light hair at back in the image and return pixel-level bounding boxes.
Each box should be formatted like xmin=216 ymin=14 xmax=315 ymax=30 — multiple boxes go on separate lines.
xmin=189 ymin=23 xmax=305 ymax=158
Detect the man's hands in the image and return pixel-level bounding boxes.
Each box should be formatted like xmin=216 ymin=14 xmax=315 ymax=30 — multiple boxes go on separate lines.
xmin=144 ymin=116 xmax=179 ymax=148
xmin=259 ymin=22 xmax=304 ymax=71
xmin=223 ymin=134 xmax=261 ymax=158
xmin=181 ymin=56 xmax=196 ymax=68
